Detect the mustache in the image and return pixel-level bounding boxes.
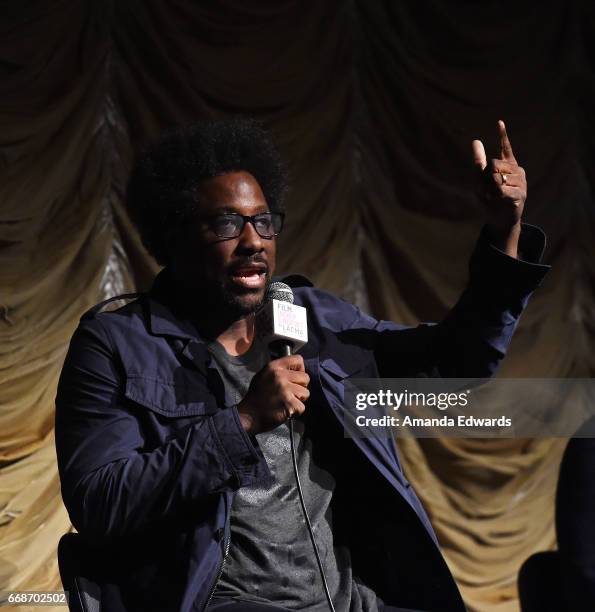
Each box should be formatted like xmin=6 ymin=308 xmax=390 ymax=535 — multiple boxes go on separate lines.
xmin=227 ymin=255 xmax=269 ymax=274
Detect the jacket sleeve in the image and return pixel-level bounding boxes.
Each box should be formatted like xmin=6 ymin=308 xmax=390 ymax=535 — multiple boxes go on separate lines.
xmin=344 ymin=223 xmax=550 ymax=378
xmin=55 ymin=317 xmax=271 ymax=541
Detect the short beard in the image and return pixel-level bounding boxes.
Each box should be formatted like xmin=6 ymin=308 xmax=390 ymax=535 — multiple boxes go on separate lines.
xmin=211 ymin=277 xmax=268 ymax=320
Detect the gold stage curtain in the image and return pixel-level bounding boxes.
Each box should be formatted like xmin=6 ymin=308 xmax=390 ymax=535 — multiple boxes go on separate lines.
xmin=1 ymin=2 xmax=593 ymax=610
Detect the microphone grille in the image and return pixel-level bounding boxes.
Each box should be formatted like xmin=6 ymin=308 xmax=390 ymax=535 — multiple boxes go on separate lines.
xmin=266 ymin=281 xmax=294 ymax=304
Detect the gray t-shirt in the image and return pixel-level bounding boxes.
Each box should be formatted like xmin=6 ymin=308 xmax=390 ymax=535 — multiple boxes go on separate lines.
xmin=207 ymin=338 xmax=380 ymax=612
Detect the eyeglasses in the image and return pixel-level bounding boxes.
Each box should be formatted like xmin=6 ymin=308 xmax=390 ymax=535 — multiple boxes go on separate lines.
xmin=203 ymin=212 xmax=285 ymax=239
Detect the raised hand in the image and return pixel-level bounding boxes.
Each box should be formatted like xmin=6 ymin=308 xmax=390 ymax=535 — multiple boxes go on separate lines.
xmin=472 ymin=120 xmax=526 ymax=258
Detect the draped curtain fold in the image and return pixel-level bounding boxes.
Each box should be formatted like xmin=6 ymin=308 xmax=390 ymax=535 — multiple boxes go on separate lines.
xmin=1 ymin=2 xmax=593 ymax=610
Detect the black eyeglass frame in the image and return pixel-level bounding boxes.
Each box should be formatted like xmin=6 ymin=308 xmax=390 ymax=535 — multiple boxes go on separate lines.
xmin=201 ymin=212 xmax=285 ymax=239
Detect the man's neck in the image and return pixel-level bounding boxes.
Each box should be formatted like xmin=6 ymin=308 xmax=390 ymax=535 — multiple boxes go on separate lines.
xmin=213 ymin=313 xmax=255 ymax=356
xmin=158 ymin=268 xmax=257 ymax=356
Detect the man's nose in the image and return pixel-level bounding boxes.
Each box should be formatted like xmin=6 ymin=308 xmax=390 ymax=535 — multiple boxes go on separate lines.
xmin=237 ymin=219 xmax=264 ymax=252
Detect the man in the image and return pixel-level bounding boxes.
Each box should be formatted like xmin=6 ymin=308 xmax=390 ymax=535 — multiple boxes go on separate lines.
xmin=55 ymin=118 xmax=549 ymax=612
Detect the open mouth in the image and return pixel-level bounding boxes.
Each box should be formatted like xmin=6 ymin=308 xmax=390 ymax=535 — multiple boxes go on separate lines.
xmin=229 ymin=263 xmax=267 ymax=289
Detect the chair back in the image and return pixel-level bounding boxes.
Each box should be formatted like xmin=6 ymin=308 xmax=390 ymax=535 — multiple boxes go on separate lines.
xmin=57 ymin=533 xmax=102 ymax=612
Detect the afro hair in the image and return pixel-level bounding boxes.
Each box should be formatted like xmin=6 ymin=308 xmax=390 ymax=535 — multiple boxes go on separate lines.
xmin=126 ymin=117 xmax=288 ymax=265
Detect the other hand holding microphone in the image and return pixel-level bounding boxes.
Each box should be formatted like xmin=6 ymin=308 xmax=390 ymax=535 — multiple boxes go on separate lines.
xmin=237 ymin=354 xmax=310 ymax=434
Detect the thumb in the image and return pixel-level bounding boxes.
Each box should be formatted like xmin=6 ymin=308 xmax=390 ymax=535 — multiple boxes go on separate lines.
xmin=472 ymin=139 xmax=487 ymax=171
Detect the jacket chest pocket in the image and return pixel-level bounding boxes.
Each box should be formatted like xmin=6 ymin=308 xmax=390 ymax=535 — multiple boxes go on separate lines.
xmin=124 ymin=375 xmax=219 ymax=417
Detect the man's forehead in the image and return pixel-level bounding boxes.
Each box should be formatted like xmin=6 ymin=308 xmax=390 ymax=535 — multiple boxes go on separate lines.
xmin=194 ymin=170 xmax=268 ymax=212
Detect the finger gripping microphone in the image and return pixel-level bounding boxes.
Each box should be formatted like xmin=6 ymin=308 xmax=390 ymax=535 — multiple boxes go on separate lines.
xmin=256 ymin=282 xmax=308 ymax=358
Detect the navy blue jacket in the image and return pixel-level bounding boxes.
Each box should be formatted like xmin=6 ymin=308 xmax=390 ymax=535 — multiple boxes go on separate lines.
xmin=55 ymin=225 xmax=549 ymax=612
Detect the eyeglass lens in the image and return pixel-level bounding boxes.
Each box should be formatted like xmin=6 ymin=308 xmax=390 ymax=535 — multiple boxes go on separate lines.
xmin=212 ymin=213 xmax=283 ymax=238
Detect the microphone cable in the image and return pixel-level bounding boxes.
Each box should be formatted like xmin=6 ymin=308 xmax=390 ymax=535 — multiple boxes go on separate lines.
xmin=267 ymin=290 xmax=335 ymax=612
xmin=288 ymin=415 xmax=336 ymax=612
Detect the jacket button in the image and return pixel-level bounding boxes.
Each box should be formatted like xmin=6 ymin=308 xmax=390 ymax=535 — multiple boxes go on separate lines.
xmin=215 ymin=528 xmax=225 ymax=542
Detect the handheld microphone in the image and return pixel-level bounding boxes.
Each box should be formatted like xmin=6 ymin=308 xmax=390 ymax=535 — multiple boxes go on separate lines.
xmin=256 ymin=283 xmax=335 ymax=612
xmin=255 ymin=281 xmax=308 ymax=358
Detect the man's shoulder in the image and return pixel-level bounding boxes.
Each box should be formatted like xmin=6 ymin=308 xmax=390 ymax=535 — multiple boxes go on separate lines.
xmin=71 ymin=294 xmax=188 ymax=380
xmin=80 ymin=293 xmax=144 ymax=323
xmin=74 ymin=294 xmax=149 ymax=350
xmin=277 ymin=273 xmax=361 ymax=331
xmin=277 ymin=273 xmax=347 ymax=305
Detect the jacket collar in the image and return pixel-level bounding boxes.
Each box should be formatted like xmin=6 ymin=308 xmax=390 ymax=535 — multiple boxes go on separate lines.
xmin=144 ymin=269 xmax=204 ymax=341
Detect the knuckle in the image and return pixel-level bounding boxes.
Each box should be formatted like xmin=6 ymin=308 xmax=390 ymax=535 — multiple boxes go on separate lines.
xmin=265 ymin=363 xmax=276 ymax=375
xmin=275 ymin=378 xmax=288 ymax=395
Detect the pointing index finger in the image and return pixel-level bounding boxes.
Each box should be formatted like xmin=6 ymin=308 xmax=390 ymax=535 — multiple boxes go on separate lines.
xmin=498 ymin=119 xmax=516 ymax=162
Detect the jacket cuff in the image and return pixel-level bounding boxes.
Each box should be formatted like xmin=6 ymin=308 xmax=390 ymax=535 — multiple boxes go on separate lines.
xmin=208 ymin=406 xmax=271 ymax=488
xmin=470 ymin=223 xmax=551 ymax=302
